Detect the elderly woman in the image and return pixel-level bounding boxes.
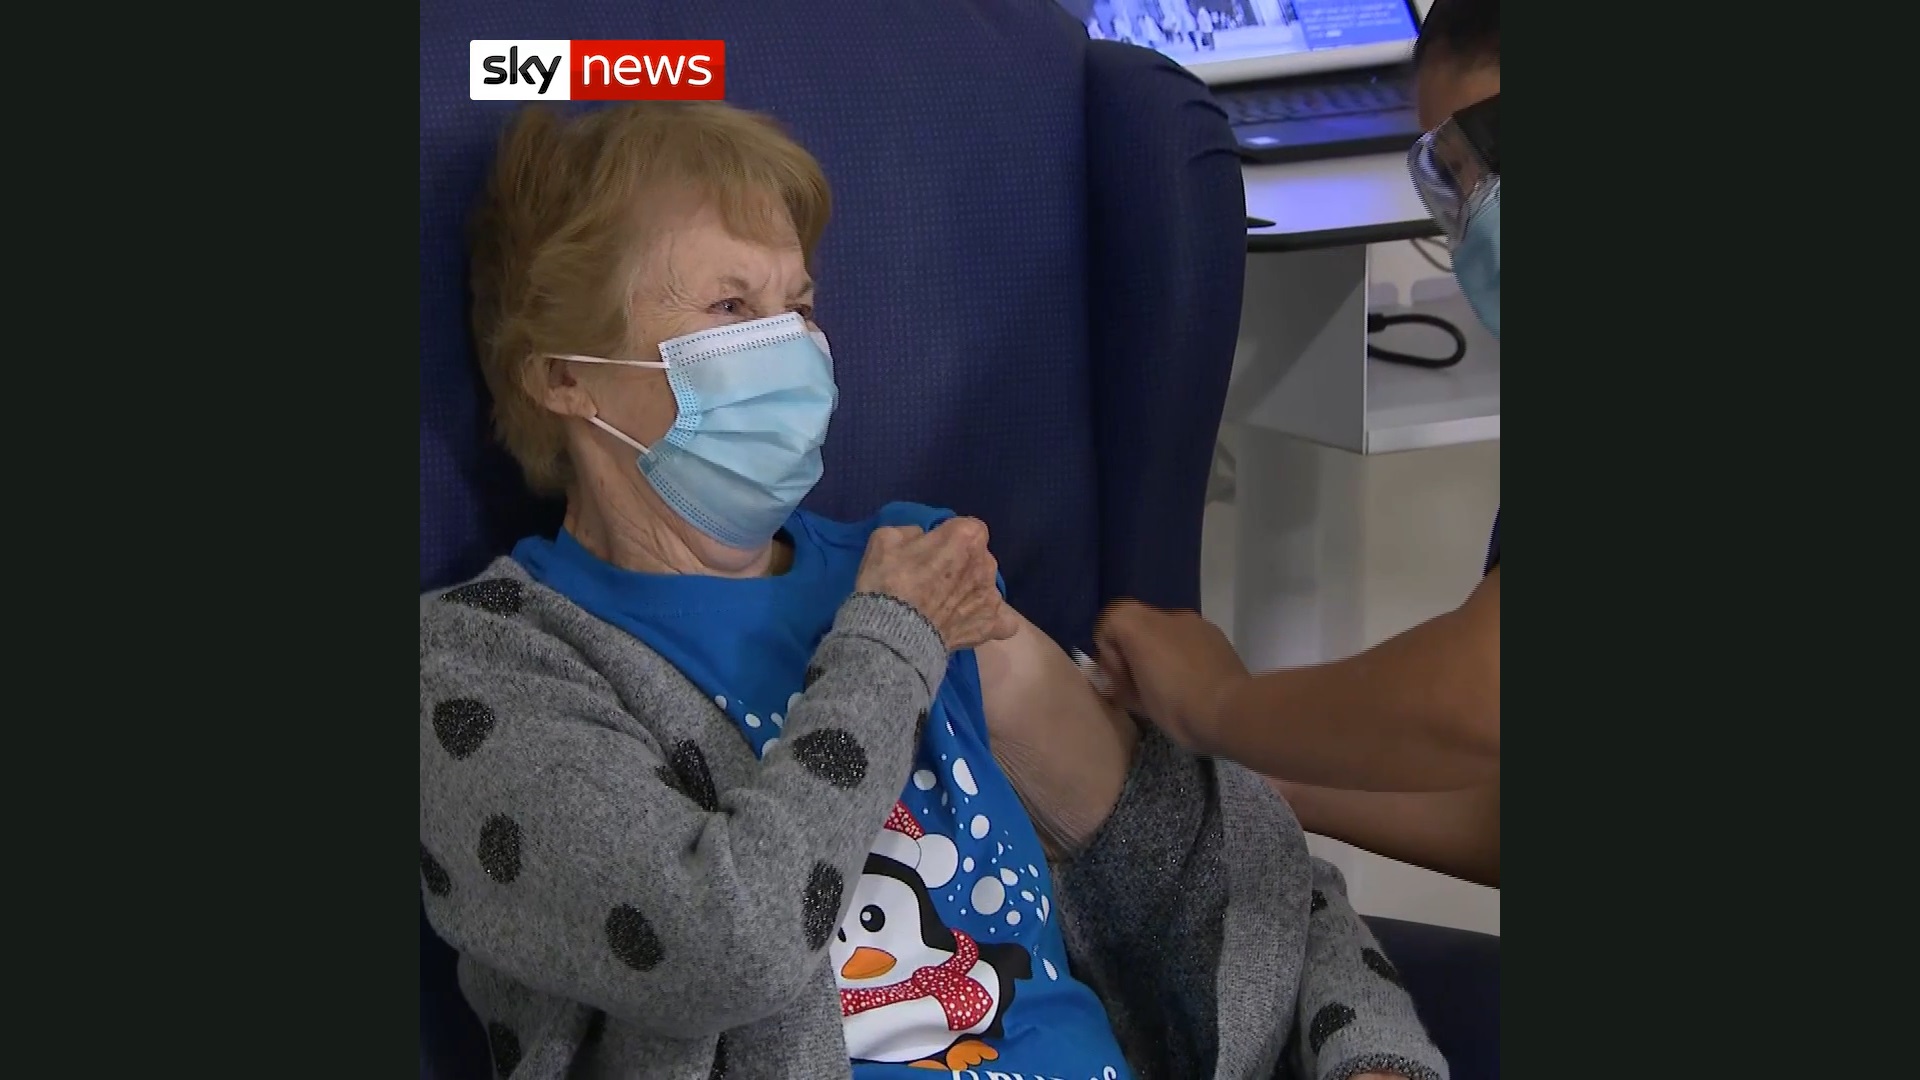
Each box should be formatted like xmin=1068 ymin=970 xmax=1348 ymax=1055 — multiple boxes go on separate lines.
xmin=420 ymin=102 xmax=1445 ymax=1080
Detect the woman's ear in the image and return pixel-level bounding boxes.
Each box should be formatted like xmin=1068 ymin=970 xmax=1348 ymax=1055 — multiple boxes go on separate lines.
xmin=524 ymin=355 xmax=598 ymax=419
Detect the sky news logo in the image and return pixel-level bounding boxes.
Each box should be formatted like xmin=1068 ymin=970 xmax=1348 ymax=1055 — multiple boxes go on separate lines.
xmin=470 ymin=40 xmax=725 ymax=101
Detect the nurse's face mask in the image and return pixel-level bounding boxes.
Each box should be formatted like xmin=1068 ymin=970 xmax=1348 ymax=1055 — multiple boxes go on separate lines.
xmin=1408 ymin=93 xmax=1500 ymax=337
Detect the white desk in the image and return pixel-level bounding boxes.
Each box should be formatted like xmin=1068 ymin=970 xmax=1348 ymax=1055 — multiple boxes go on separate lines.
xmin=1230 ymin=151 xmax=1498 ymax=455
xmin=1224 ymin=153 xmax=1501 ymax=669
xmin=1244 ymin=152 xmax=1435 ymax=252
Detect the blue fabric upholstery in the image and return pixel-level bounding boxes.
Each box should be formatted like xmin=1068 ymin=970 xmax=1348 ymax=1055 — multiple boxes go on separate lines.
xmin=1083 ymin=38 xmax=1244 ymax=619
xmin=419 ymin=905 xmax=489 ymax=1080
xmin=421 ymin=2 xmax=1242 ymax=1074
xmin=1365 ymin=917 xmax=1501 ymax=1080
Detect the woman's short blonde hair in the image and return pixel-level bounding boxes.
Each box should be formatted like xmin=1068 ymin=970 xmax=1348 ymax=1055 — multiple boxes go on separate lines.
xmin=469 ymin=102 xmax=832 ymax=495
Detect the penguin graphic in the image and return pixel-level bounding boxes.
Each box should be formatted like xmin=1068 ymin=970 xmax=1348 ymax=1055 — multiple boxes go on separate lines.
xmin=833 ymin=802 xmax=1033 ymax=1072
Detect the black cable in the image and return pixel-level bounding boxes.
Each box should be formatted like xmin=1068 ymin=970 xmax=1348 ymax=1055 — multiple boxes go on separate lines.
xmin=1367 ymin=311 xmax=1467 ymax=369
xmin=1411 ymin=236 xmax=1452 ymax=273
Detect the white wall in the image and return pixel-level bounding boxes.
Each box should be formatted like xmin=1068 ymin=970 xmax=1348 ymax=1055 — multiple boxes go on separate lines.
xmin=1203 ymin=240 xmax=1500 ymax=935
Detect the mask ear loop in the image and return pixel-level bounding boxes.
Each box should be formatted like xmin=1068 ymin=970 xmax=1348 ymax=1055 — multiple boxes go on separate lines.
xmin=546 ymin=354 xmax=669 ymax=455
xmin=548 ymin=354 xmax=668 ymax=370
xmin=585 ymin=415 xmax=654 ymax=456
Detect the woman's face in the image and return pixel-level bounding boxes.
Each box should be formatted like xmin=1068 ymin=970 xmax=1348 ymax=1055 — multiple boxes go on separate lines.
xmin=636 ymin=199 xmax=816 ymax=342
xmin=577 ymin=197 xmax=818 ymax=449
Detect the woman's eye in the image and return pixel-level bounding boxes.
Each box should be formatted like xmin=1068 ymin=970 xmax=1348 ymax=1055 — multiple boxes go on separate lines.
xmin=712 ymin=298 xmax=746 ymax=316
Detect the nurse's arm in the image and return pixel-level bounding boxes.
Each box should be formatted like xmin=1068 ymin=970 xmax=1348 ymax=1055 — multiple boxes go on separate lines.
xmin=1274 ymin=777 xmax=1500 ymax=888
xmin=1214 ymin=567 xmax=1500 ymax=792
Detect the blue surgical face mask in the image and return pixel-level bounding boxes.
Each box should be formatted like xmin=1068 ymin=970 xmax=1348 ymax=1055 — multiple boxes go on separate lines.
xmin=1451 ymin=181 xmax=1500 ymax=338
xmin=552 ymin=313 xmax=838 ymax=549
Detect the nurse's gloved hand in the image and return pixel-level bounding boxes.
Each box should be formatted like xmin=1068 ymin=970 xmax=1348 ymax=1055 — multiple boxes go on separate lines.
xmin=1093 ymin=599 xmax=1250 ymax=756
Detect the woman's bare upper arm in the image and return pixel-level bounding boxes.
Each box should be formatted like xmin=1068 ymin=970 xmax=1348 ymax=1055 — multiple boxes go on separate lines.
xmin=974 ymin=608 xmax=1140 ymax=855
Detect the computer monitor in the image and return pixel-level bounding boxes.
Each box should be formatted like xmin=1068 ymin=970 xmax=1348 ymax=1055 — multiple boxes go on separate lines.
xmin=1062 ymin=0 xmax=1422 ymax=86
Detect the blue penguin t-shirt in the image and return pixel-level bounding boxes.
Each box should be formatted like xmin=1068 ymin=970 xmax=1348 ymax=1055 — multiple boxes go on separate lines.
xmin=514 ymin=502 xmax=1134 ymax=1080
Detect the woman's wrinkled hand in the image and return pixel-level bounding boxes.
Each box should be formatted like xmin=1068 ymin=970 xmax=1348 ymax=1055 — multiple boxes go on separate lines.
xmin=854 ymin=518 xmax=1018 ymax=651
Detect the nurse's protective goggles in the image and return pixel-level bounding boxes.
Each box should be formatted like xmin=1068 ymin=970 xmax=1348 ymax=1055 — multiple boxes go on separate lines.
xmin=1408 ymin=93 xmax=1499 ymax=243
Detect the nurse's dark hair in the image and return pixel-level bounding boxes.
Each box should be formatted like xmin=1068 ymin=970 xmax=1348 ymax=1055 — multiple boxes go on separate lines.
xmin=1413 ymin=0 xmax=1499 ymax=67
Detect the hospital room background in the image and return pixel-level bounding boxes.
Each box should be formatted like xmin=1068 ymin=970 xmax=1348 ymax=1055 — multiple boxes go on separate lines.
xmin=1205 ymin=0 xmax=1500 ymax=936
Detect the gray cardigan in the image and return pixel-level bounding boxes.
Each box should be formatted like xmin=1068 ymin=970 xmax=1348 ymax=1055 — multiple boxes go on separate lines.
xmin=420 ymin=559 xmax=1447 ymax=1080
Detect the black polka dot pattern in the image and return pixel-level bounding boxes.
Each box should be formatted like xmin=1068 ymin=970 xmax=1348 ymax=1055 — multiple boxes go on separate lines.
xmin=804 ymin=664 xmax=824 ymax=689
xmin=1308 ymin=1002 xmax=1357 ymax=1054
xmin=442 ymin=578 xmax=526 ymax=617
xmin=708 ymin=1033 xmax=730 ymax=1079
xmin=790 ymin=728 xmax=868 ymax=788
xmin=657 ymin=740 xmax=719 ymax=812
xmin=433 ymin=698 xmax=497 ymax=759
xmin=1362 ymin=947 xmax=1402 ymax=987
xmin=801 ymin=861 xmax=843 ymax=950
xmin=420 ymin=844 xmax=451 ymax=897
xmin=607 ymin=904 xmax=664 ymax=971
xmin=486 ymin=1021 xmax=522 ymax=1078
xmin=478 ymin=815 xmax=522 ymax=883
xmin=1310 ymin=889 xmax=1327 ymax=913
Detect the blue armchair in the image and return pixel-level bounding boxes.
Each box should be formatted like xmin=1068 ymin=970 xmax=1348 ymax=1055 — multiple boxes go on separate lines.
xmin=419 ymin=2 xmax=1493 ymax=1077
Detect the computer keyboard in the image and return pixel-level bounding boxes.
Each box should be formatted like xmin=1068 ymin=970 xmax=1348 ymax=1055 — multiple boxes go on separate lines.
xmin=1220 ymin=77 xmax=1414 ymax=126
